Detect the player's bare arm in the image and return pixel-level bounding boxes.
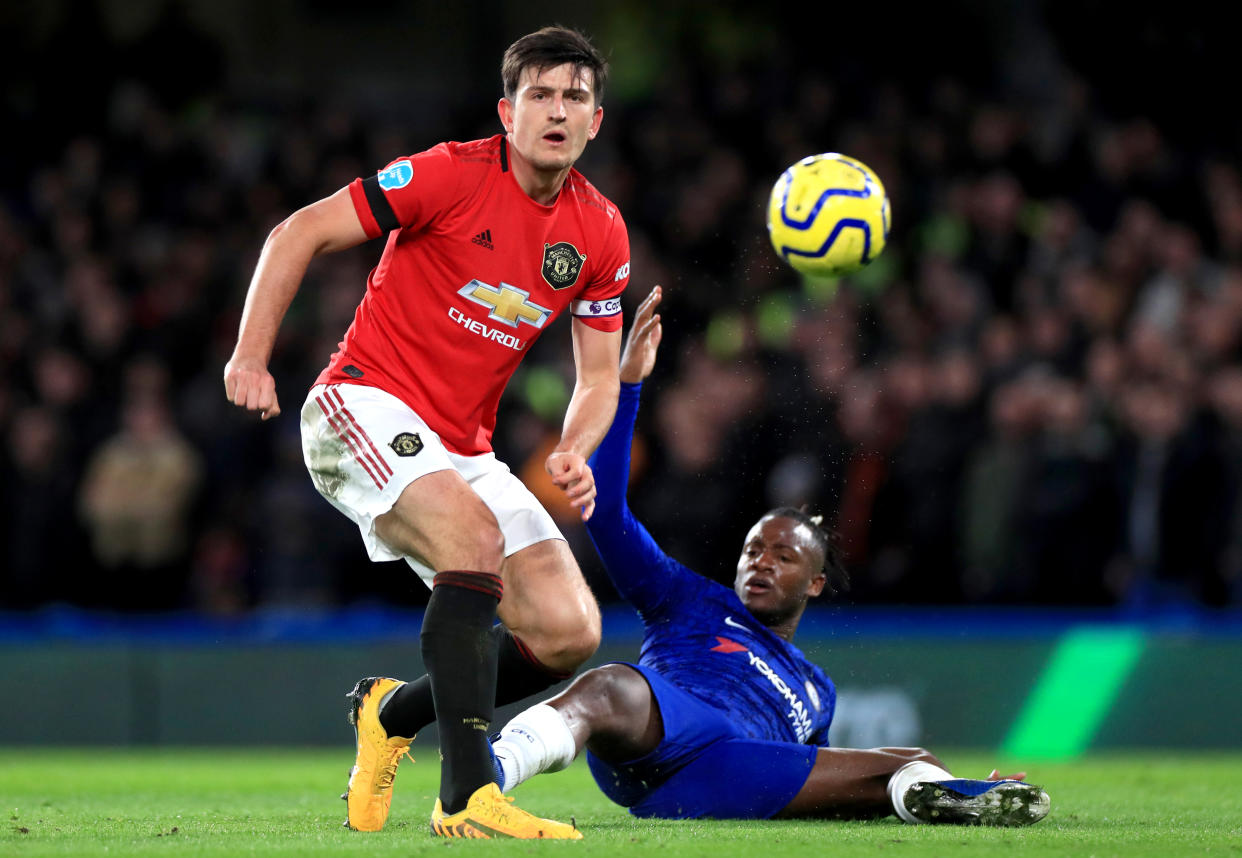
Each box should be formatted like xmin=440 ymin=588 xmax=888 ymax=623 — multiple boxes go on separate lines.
xmin=546 ymin=317 xmax=622 ymax=521
xmin=619 ymin=286 xmax=663 ymax=385
xmin=224 ymin=187 xmax=368 ymax=419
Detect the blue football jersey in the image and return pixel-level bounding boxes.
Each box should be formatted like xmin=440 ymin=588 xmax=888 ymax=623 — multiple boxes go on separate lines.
xmin=587 ymin=383 xmax=835 ymax=745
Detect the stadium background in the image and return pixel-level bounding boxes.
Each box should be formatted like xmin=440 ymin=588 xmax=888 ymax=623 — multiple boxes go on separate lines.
xmin=1 ymin=0 xmax=1239 ymax=753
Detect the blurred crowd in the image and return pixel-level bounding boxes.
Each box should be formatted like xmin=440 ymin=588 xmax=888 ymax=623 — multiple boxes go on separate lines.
xmin=3 ymin=3 xmax=1241 ymax=612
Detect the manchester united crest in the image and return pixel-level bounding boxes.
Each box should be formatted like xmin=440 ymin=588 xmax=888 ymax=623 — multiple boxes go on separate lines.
xmin=541 ymin=241 xmax=587 ymax=290
xmin=389 ymin=432 xmax=423 ymax=457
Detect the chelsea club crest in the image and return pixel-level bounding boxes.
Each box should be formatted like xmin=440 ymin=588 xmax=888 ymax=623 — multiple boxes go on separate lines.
xmin=541 ymin=241 xmax=586 ymax=290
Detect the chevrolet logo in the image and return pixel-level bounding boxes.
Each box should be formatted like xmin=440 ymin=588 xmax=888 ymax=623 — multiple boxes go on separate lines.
xmin=457 ymin=280 xmax=552 ymax=329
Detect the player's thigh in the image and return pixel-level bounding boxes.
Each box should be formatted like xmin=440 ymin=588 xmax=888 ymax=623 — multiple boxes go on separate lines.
xmin=376 ymin=469 xmax=505 ymax=573
xmin=497 ymin=538 xmax=600 ymax=669
xmin=584 ymin=664 xmax=745 ymax=811
xmin=776 ymin=746 xmax=941 ymax=819
xmin=628 ymin=738 xmax=818 ymax=820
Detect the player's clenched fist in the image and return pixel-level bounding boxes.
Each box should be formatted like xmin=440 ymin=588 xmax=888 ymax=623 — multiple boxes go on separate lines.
xmin=546 ymin=451 xmax=597 ymax=521
xmin=224 ymin=356 xmax=281 ymax=420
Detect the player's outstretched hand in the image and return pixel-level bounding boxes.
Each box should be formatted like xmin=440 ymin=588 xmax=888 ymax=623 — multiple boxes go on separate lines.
xmin=619 ymin=286 xmax=663 ymax=384
xmin=224 ymin=356 xmax=281 ymax=420
xmin=546 ymin=451 xmax=597 ymax=521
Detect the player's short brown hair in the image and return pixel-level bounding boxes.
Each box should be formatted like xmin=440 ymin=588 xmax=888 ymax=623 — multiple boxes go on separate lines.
xmin=501 ymin=26 xmax=608 ymax=105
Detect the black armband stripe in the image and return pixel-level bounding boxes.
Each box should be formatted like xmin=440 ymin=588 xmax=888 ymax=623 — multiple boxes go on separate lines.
xmin=361 ymin=174 xmax=400 ymax=233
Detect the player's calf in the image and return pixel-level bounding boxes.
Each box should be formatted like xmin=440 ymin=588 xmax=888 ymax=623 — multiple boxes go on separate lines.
xmin=491 ymin=664 xmax=662 ymax=793
xmin=422 ymin=570 xmax=506 ymax=814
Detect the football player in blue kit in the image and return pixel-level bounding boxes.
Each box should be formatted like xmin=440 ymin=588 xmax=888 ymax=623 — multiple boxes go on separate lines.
xmin=487 ymin=287 xmax=1052 ymax=826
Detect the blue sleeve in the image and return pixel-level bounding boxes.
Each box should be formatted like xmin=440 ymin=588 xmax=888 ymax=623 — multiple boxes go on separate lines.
xmin=586 ymin=382 xmax=702 ymax=617
xmin=809 ymin=666 xmax=836 ymax=747
xmin=809 ymin=723 xmax=831 ymax=748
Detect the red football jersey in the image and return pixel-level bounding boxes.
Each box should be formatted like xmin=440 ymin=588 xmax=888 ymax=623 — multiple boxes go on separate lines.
xmin=315 ymin=135 xmax=631 ymax=455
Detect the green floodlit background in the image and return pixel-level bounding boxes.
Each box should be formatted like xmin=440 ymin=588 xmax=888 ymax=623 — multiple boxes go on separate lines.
xmin=1003 ymin=627 xmax=1147 ymax=759
xmin=1 ymin=615 xmax=1237 ymax=756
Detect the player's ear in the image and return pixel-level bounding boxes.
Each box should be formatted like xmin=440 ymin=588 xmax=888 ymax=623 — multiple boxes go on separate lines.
xmin=587 ymin=105 xmax=603 ymax=140
xmin=806 ymin=571 xmax=827 ymax=599
xmin=498 ymin=98 xmax=515 ymax=134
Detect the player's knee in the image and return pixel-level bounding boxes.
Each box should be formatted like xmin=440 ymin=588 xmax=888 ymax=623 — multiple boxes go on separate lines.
xmin=565 ymin=627 xmax=600 ymax=668
xmin=528 ymin=594 xmax=599 ymax=672
xmin=566 ymin=599 xmax=601 ymax=662
xmin=551 ymin=666 xmax=636 ymax=732
xmin=538 ymin=622 xmax=599 ymax=672
xmin=557 ymin=664 xmax=658 ymax=761
xmin=585 ymin=664 xmax=649 ymax=720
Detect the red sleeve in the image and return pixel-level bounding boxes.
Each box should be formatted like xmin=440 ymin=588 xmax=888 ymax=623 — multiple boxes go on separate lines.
xmin=347 ymin=144 xmax=460 ymax=239
xmin=572 ymin=212 xmax=630 ymax=332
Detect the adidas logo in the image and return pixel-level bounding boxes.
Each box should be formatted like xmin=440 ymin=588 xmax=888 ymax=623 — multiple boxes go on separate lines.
xmin=471 ymin=229 xmax=494 ymax=250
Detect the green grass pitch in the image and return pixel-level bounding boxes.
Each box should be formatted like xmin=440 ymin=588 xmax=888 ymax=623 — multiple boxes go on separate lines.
xmin=2 ymin=748 xmax=1240 ymax=856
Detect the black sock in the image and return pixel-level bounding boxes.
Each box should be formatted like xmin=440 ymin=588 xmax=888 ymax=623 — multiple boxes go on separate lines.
xmin=491 ymin=625 xmax=572 ymax=704
xmin=379 ymin=626 xmax=572 ymax=738
xmin=422 ymin=570 xmax=503 ymax=814
xmin=377 ymin=676 xmax=434 ymax=738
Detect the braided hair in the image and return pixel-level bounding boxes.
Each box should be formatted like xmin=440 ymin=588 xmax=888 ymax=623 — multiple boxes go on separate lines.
xmin=763 ymin=506 xmax=850 ymax=597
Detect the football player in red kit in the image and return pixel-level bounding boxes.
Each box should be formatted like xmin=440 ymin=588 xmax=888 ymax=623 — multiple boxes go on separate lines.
xmin=224 ymin=27 xmax=629 ymax=839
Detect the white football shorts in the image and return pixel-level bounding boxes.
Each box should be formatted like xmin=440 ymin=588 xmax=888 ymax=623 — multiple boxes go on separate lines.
xmin=299 ymin=383 xmax=564 ymax=586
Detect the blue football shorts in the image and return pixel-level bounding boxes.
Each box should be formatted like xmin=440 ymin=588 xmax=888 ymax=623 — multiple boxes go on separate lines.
xmin=585 ymin=663 xmax=819 ymax=819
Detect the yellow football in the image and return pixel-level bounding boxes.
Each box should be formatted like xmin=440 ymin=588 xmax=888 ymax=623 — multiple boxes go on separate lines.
xmin=767 ymin=153 xmax=890 ymax=277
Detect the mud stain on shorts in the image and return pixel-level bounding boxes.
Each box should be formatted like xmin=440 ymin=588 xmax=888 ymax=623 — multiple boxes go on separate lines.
xmin=303 ymin=398 xmax=349 ymax=500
